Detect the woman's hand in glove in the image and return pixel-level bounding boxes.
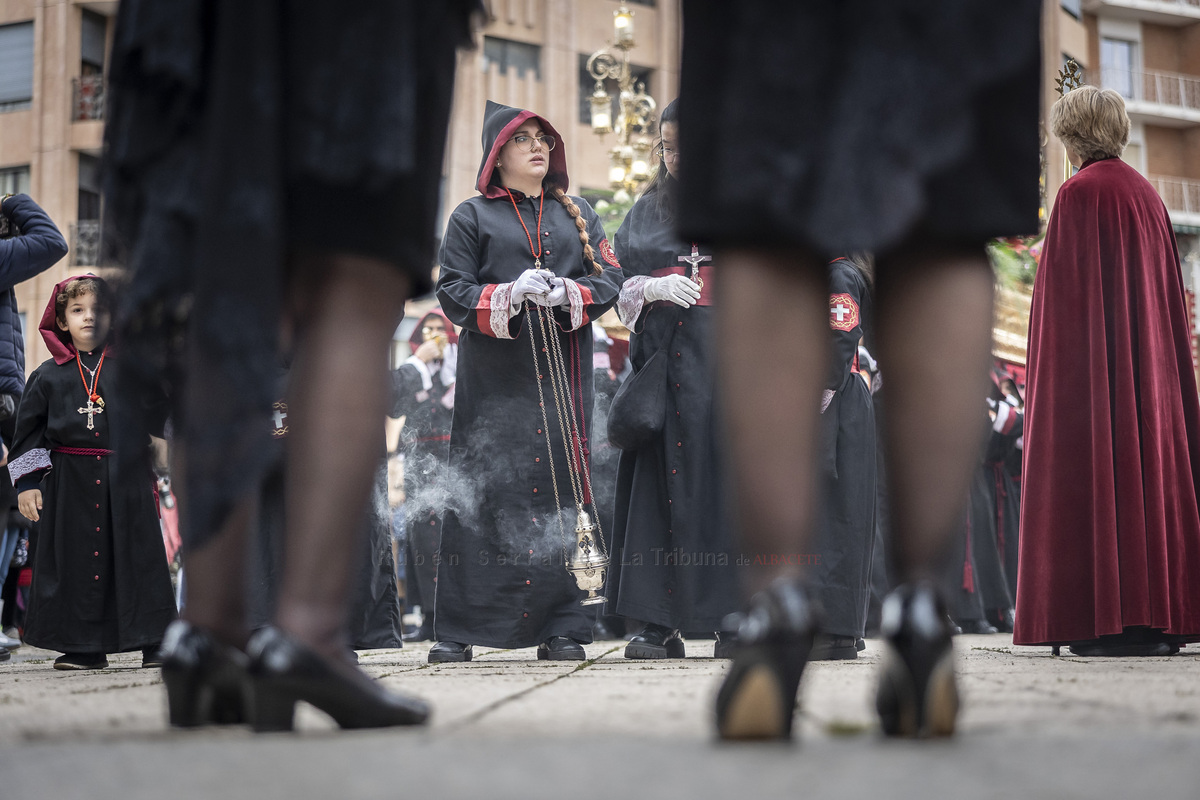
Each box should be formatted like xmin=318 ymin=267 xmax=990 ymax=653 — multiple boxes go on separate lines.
xmin=644 ymin=274 xmax=702 ymax=307
xmin=544 ymin=277 xmax=570 ymax=308
xmin=511 ymin=268 xmax=554 ymax=307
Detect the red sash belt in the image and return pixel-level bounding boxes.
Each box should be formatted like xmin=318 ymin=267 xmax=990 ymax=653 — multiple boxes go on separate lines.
xmin=416 ymin=435 xmax=451 ymax=443
xmin=649 ymin=266 xmax=715 ymax=306
xmin=52 ymin=447 xmax=113 ymax=457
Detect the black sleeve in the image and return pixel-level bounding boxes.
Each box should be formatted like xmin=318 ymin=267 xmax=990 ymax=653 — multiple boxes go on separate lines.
xmin=825 ymin=264 xmax=867 ymax=391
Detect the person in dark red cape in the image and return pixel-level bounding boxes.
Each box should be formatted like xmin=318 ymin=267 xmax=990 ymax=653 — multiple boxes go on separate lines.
xmin=1014 ymin=86 xmax=1200 ymax=656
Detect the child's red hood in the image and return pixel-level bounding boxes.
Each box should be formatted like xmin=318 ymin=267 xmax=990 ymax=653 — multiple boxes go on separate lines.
xmin=40 ymin=273 xmax=105 ymax=364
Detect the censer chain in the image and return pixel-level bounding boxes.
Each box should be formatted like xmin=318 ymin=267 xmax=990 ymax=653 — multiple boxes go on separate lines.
xmin=526 ymin=302 xmax=579 ymax=563
xmin=535 ymin=303 xmax=586 ymax=507
xmin=537 ymin=302 xmax=607 ymax=557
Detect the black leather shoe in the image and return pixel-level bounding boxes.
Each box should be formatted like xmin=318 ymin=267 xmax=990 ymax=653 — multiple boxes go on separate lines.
xmin=624 ymin=623 xmax=684 ymax=659
xmin=247 ymin=626 xmax=430 ymax=732
xmin=712 ymin=630 xmax=736 ymax=660
xmin=957 ymin=619 xmax=999 ymax=635
xmin=876 ymin=583 xmax=959 ymax=738
xmin=1069 ymin=640 xmax=1176 ymax=657
xmin=715 ymin=578 xmax=816 ymax=741
xmin=538 ymin=636 xmax=586 ymax=661
xmin=856 ymin=638 xmax=866 ymax=652
xmin=54 ymin=652 xmax=108 ymax=670
xmin=428 ymin=641 xmax=472 ymax=663
xmin=810 ymin=634 xmax=859 ymax=661
xmin=142 ymin=645 xmax=165 ymax=669
xmin=159 ymin=621 xmax=249 ymax=727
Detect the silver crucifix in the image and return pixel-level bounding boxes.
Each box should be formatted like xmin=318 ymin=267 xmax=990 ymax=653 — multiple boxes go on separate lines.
xmin=78 ymin=399 xmax=103 ymax=430
xmin=678 ymin=244 xmax=711 ymax=287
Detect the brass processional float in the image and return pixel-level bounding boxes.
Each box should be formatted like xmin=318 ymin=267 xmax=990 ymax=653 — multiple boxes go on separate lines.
xmin=524 ymin=296 xmax=609 ymax=605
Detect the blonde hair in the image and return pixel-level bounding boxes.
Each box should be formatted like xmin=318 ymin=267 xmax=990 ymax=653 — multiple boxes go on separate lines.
xmin=1050 ymin=85 xmax=1130 ymax=162
xmin=551 ymin=187 xmax=603 ymax=275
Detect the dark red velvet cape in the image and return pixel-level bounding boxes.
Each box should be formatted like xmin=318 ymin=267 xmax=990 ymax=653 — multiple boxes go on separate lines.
xmin=1014 ymin=157 xmax=1200 ymax=645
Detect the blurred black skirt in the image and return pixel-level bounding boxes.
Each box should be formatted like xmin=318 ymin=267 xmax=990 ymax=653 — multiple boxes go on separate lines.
xmin=103 ymin=0 xmax=479 ymax=544
xmin=677 ymin=0 xmax=1044 ymax=256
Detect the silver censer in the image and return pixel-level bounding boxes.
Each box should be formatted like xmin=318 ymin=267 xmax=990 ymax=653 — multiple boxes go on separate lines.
xmin=567 ymin=510 xmax=607 ymax=605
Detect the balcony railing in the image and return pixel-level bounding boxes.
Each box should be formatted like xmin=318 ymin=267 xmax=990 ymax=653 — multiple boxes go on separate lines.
xmin=71 ymin=220 xmax=101 ymax=266
xmin=72 ymin=75 xmax=105 ymax=122
xmin=1149 ymin=175 xmax=1200 ymax=228
xmin=1089 ymin=67 xmax=1200 ymax=113
xmin=1083 ymin=0 xmax=1200 ymax=20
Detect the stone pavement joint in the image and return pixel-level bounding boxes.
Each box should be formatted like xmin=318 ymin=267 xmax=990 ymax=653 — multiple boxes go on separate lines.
xmin=439 ymin=643 xmax=623 ymax=732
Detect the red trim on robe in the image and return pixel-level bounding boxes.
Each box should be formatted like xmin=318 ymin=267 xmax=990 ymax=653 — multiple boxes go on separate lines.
xmin=475 ymin=283 xmax=498 ymax=335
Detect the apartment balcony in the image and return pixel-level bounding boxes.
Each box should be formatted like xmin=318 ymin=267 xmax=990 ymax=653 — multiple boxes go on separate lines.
xmin=71 ymin=220 xmax=101 ymax=267
xmin=72 ymin=75 xmax=105 ymax=122
xmin=1083 ymin=0 xmax=1200 ymax=25
xmin=1149 ymin=175 xmax=1200 ymax=229
xmin=1087 ymin=68 xmax=1200 ymax=127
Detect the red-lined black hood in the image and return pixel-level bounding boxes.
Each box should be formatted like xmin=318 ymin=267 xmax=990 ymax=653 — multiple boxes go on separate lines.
xmin=475 ymin=100 xmax=569 ymax=198
xmin=408 ymin=308 xmax=459 ymax=353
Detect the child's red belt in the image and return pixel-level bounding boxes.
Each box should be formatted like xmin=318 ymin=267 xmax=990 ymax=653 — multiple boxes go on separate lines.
xmin=52 ymin=447 xmax=113 ymax=456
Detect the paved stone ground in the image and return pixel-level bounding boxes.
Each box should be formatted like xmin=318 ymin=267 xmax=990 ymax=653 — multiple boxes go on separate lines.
xmin=3 ymin=635 xmax=1200 ymax=798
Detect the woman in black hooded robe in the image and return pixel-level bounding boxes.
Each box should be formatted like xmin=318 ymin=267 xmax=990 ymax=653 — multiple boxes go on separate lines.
xmin=430 ymin=102 xmax=624 ymax=663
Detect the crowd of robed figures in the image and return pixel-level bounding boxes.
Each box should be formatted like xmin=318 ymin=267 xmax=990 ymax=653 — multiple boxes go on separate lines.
xmin=4 ymin=0 xmax=1200 ymax=745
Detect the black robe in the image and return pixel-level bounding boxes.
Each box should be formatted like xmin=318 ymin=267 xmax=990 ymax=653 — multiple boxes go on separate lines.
xmin=808 ymin=259 xmax=877 ymax=638
xmin=9 ymin=357 xmax=176 ymax=653
xmin=389 ymin=342 xmax=455 ymax=624
xmin=944 ymin=413 xmax=1014 ymax=629
xmin=606 ymin=189 xmax=739 ymax=632
xmin=432 ymin=101 xmax=624 ymax=648
xmin=984 ymin=404 xmax=1023 ymax=615
xmin=249 ymin=382 xmax=402 ymax=650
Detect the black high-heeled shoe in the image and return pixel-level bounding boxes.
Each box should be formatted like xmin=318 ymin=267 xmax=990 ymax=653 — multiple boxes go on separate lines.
xmin=246 ymin=626 xmax=430 ymax=732
xmin=875 ymin=582 xmax=959 ymax=738
xmin=715 ymin=579 xmax=816 ymax=741
xmin=159 ymin=620 xmax=250 ymax=728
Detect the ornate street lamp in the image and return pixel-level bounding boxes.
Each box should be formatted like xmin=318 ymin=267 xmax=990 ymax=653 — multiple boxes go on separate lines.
xmin=586 ymin=4 xmax=657 ymax=198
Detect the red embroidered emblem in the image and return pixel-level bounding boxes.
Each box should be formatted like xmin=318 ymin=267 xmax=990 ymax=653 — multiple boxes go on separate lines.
xmin=829 ymin=294 xmax=859 ymax=331
xmin=599 ymin=238 xmax=620 ymax=267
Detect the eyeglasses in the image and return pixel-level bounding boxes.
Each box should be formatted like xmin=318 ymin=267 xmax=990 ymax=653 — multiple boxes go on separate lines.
xmin=658 ymin=147 xmax=680 ymax=163
xmin=508 ymin=134 xmax=556 ymax=152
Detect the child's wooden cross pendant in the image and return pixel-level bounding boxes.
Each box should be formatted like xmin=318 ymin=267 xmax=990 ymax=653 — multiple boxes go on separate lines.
xmin=78 ymin=399 xmax=103 ymax=430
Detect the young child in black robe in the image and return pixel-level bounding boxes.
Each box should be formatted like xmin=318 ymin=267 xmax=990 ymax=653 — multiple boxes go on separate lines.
xmin=9 ymin=276 xmax=175 ymax=670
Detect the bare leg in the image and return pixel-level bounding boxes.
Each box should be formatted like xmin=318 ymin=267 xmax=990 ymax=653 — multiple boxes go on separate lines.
xmin=274 ymin=253 xmax=409 ymax=660
xmin=873 ymin=244 xmax=994 ymax=583
xmin=716 ymin=249 xmax=828 ymax=597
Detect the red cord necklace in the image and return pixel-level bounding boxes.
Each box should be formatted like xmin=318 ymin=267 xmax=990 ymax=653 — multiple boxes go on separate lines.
xmin=507 ymin=189 xmax=545 ymax=269
xmin=76 ymin=347 xmax=106 ymax=430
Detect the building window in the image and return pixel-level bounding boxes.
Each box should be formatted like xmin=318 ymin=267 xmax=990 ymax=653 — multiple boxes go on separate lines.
xmin=482 ymin=36 xmax=541 ymax=80
xmin=578 ymin=54 xmax=653 ymax=125
xmin=81 ymin=10 xmax=107 ymax=76
xmin=1061 ymin=0 xmax=1082 ymax=20
xmin=1101 ymin=38 xmax=1136 ymax=99
xmin=0 ymin=166 xmax=31 ymax=196
xmin=0 ymin=22 xmax=35 ymax=112
xmin=78 ymin=154 xmax=102 ymax=222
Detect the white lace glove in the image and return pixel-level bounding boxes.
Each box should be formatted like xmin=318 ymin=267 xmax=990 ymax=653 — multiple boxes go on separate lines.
xmin=511 ymin=268 xmax=553 ymax=310
xmin=644 ymin=274 xmax=701 ymax=307
xmin=544 ymin=277 xmax=569 ymax=308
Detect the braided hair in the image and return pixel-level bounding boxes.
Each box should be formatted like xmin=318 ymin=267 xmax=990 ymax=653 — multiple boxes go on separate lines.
xmin=551 ymin=187 xmax=604 ymax=276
